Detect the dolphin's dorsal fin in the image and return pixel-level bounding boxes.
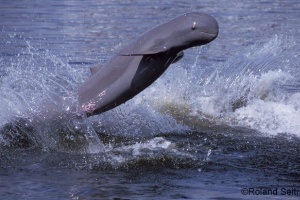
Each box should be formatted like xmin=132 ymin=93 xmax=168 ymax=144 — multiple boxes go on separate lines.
xmin=89 ymin=64 xmax=103 ymax=75
xmin=119 ymin=45 xmax=168 ymax=56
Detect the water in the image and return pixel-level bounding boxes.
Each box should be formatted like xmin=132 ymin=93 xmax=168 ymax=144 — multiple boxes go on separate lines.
xmin=1 ymin=0 xmax=300 ymax=199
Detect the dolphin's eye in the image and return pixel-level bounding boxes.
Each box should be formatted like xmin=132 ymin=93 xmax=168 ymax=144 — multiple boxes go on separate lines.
xmin=191 ymin=22 xmax=196 ymax=30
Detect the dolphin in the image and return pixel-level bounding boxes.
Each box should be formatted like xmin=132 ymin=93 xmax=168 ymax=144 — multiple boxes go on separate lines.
xmin=78 ymin=12 xmax=219 ymax=116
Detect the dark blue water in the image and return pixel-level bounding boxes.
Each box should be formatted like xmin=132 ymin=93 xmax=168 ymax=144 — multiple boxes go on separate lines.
xmin=1 ymin=0 xmax=300 ymax=199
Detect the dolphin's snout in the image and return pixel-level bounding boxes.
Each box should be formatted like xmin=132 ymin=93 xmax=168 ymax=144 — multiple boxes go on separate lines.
xmin=206 ymin=17 xmax=219 ymax=38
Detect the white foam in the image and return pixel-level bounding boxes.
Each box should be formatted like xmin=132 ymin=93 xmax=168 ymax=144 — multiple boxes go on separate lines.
xmin=102 ymin=137 xmax=195 ymax=165
xmin=120 ymin=137 xmax=173 ymax=156
xmin=233 ymin=98 xmax=300 ymax=135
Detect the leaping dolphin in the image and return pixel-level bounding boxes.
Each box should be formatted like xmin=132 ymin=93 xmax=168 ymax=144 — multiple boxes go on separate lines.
xmin=78 ymin=12 xmax=219 ymax=116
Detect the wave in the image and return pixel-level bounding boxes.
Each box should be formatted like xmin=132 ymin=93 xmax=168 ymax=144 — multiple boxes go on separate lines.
xmin=134 ymin=34 xmax=300 ymax=135
xmin=0 ymin=34 xmax=299 ymax=152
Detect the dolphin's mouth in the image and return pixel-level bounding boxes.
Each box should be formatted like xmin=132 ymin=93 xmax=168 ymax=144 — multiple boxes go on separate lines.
xmin=201 ymin=31 xmax=218 ymax=38
xmin=197 ymin=31 xmax=218 ymax=42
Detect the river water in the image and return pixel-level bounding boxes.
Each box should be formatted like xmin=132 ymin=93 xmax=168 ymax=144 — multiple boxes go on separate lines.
xmin=0 ymin=0 xmax=300 ymax=199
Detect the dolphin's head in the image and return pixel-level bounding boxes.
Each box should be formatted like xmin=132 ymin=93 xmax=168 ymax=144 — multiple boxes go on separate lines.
xmin=185 ymin=12 xmax=218 ymax=45
xmin=167 ymin=12 xmax=219 ymax=51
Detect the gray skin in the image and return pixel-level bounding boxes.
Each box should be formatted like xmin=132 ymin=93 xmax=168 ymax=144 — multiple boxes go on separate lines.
xmin=78 ymin=12 xmax=219 ymax=116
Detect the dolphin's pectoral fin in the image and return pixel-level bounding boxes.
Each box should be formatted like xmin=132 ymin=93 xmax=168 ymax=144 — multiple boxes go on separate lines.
xmin=89 ymin=64 xmax=103 ymax=75
xmin=119 ymin=45 xmax=168 ymax=56
xmin=172 ymin=51 xmax=184 ymax=63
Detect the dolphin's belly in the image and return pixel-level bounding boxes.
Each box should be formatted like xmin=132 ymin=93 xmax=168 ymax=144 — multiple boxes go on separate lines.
xmin=79 ymin=55 xmax=143 ymax=115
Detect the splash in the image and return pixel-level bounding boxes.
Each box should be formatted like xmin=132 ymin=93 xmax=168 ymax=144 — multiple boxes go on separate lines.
xmin=0 ymin=33 xmax=299 ymax=153
xmin=138 ymin=34 xmax=300 ymax=135
xmin=0 ymin=38 xmax=104 ymax=153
